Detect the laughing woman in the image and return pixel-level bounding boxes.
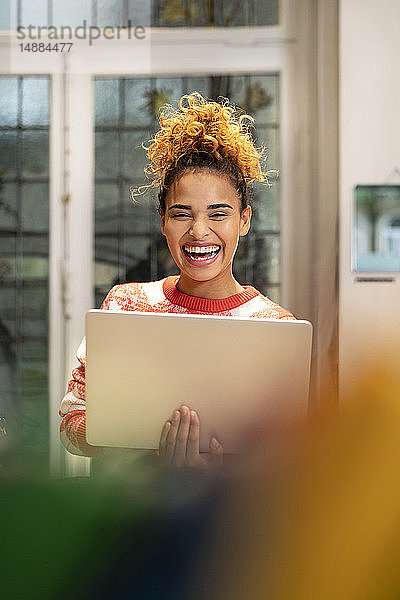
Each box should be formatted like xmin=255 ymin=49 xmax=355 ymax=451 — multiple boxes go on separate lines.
xmin=59 ymin=92 xmax=295 ymax=463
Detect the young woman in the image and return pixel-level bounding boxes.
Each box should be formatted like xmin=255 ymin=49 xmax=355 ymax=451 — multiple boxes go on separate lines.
xmin=60 ymin=92 xmax=295 ymax=463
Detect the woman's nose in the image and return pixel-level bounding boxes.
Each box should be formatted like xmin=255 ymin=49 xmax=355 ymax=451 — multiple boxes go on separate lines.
xmin=189 ymin=218 xmax=209 ymax=239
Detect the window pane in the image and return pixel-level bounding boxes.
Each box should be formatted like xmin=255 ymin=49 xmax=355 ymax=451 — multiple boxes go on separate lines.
xmin=0 ymin=184 xmax=17 ymax=231
xmin=94 ymin=235 xmax=121 ymax=305
xmin=22 ymin=131 xmax=49 ymax=179
xmin=21 ymin=318 xmax=47 ymax=344
xmin=254 ymin=0 xmax=280 ymax=27
xmin=185 ymin=76 xmax=210 ymax=97
xmin=97 ymin=0 xmax=124 ymax=27
xmin=125 ymin=235 xmax=152 ymax=279
xmin=0 ymin=1 xmax=12 ymax=30
xmin=95 ymin=79 xmax=120 ymax=127
xmin=255 ymin=184 xmax=280 ymax=233
xmin=2 ymin=1 xmax=279 ymax=31
xmin=95 ymin=132 xmax=120 ymax=179
xmin=20 ymin=0 xmax=48 ymax=27
xmin=95 ymin=183 xmax=121 ymax=235
xmin=0 ymin=132 xmax=18 ymax=179
xmin=125 ymin=79 xmax=153 ymax=127
xmin=0 ymin=236 xmax=15 ymax=284
xmin=121 ymin=131 xmax=148 ymax=180
xmin=123 ymin=200 xmax=151 ymax=235
xmin=153 ymin=77 xmax=183 ymax=108
xmin=233 ymin=236 xmax=252 ymax=285
xmin=0 ymin=78 xmax=18 ymax=126
xmin=155 ymin=0 xmax=280 ymax=27
xmin=257 ymin=126 xmax=279 ymax=172
xmin=245 ymin=75 xmax=279 ymax=125
xmin=221 ymin=1 xmax=249 ymax=27
xmin=22 ymin=284 xmax=48 ymax=320
xmin=51 ymin=0 xmax=92 ymax=28
xmin=255 ymin=234 xmax=281 ymax=285
xmin=127 ymin=0 xmax=152 ymax=27
xmin=23 ymin=234 xmax=49 ymax=257
xmin=22 ymin=183 xmax=49 ymax=232
xmin=0 ymin=76 xmax=49 ymax=461
xmin=0 ymin=281 xmax=15 ymax=309
xmin=22 ymin=78 xmax=49 ymax=126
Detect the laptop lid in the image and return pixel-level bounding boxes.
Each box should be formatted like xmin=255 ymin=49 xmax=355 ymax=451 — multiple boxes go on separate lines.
xmin=85 ymin=310 xmax=313 ymax=453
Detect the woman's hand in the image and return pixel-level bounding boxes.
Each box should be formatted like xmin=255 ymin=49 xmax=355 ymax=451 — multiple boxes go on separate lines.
xmin=158 ymin=405 xmax=223 ymax=468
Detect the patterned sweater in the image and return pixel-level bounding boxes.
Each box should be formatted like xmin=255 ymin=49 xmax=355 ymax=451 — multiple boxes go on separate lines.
xmin=60 ymin=276 xmax=295 ymax=456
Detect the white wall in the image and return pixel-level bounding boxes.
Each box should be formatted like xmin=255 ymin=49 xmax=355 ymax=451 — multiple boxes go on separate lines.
xmin=339 ymin=0 xmax=400 ymax=393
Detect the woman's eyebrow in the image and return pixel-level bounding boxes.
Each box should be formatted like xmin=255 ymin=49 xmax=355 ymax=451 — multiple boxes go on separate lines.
xmin=207 ymin=203 xmax=234 ymax=210
xmin=168 ymin=204 xmax=191 ymax=211
xmin=168 ymin=202 xmax=234 ymax=211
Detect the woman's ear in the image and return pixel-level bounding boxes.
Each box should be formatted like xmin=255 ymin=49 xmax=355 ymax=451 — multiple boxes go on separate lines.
xmin=239 ymin=205 xmax=252 ymax=237
xmin=160 ymin=213 xmax=166 ymax=236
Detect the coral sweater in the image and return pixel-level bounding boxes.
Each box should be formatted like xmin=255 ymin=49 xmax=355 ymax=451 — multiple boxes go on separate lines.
xmin=60 ymin=276 xmax=295 ymax=456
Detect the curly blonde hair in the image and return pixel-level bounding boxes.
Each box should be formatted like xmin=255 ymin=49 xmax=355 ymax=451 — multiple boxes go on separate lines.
xmin=133 ymin=91 xmax=275 ymax=212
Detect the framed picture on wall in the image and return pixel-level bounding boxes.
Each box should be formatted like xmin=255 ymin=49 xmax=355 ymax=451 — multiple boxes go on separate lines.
xmin=353 ymin=185 xmax=400 ymax=272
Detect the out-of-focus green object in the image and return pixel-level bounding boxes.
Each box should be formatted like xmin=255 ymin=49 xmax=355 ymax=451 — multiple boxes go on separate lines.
xmin=0 ymin=472 xmax=161 ymax=600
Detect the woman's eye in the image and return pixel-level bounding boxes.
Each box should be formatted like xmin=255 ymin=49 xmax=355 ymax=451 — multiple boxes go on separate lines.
xmin=210 ymin=212 xmax=228 ymax=218
xmin=172 ymin=213 xmax=191 ymax=219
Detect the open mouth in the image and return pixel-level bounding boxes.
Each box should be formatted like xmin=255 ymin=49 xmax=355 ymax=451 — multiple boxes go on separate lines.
xmin=183 ymin=244 xmax=221 ymax=262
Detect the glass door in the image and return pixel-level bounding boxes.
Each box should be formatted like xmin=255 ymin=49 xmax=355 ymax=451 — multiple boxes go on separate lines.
xmin=0 ymin=75 xmax=50 ymax=468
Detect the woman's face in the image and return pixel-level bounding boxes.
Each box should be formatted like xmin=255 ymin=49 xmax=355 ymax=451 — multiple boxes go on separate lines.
xmin=161 ymin=170 xmax=251 ymax=291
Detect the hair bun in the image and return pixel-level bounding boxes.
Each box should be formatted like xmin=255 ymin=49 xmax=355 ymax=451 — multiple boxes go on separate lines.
xmin=135 ymin=91 xmax=274 ymax=197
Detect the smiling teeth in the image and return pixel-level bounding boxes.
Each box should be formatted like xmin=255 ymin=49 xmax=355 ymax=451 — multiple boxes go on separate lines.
xmin=184 ymin=245 xmax=220 ymax=253
xmin=184 ymin=244 xmax=221 ymax=262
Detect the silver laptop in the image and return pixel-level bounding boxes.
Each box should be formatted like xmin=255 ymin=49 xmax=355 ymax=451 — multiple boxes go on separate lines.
xmin=85 ymin=310 xmax=313 ymax=452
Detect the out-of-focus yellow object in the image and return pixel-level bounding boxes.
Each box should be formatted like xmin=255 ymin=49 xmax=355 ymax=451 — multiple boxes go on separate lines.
xmin=199 ymin=361 xmax=400 ymax=600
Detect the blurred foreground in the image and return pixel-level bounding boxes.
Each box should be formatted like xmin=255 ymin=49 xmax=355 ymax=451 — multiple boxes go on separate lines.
xmin=1 ymin=361 xmax=400 ymax=600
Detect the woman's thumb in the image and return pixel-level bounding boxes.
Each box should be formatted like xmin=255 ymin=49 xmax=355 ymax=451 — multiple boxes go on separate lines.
xmin=208 ymin=437 xmax=223 ymax=466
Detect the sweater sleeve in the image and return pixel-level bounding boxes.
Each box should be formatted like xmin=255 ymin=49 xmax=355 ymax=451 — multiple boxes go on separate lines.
xmin=59 ymin=338 xmax=100 ymax=456
xmin=59 ymin=287 xmax=118 ymax=457
xmin=250 ymin=304 xmax=297 ymax=321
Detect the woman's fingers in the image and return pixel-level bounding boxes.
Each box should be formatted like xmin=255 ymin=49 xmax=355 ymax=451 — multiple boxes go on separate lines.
xmin=159 ymin=407 xmax=223 ymax=468
xmin=173 ymin=405 xmax=191 ymax=467
xmin=187 ymin=410 xmax=200 ymax=465
xmin=164 ymin=409 xmax=180 ymax=463
xmin=158 ymin=420 xmax=171 ymax=458
xmin=208 ymin=437 xmax=223 ymax=467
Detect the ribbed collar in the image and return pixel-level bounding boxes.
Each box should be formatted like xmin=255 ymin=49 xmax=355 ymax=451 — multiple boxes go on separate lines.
xmin=162 ymin=276 xmax=260 ymax=313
